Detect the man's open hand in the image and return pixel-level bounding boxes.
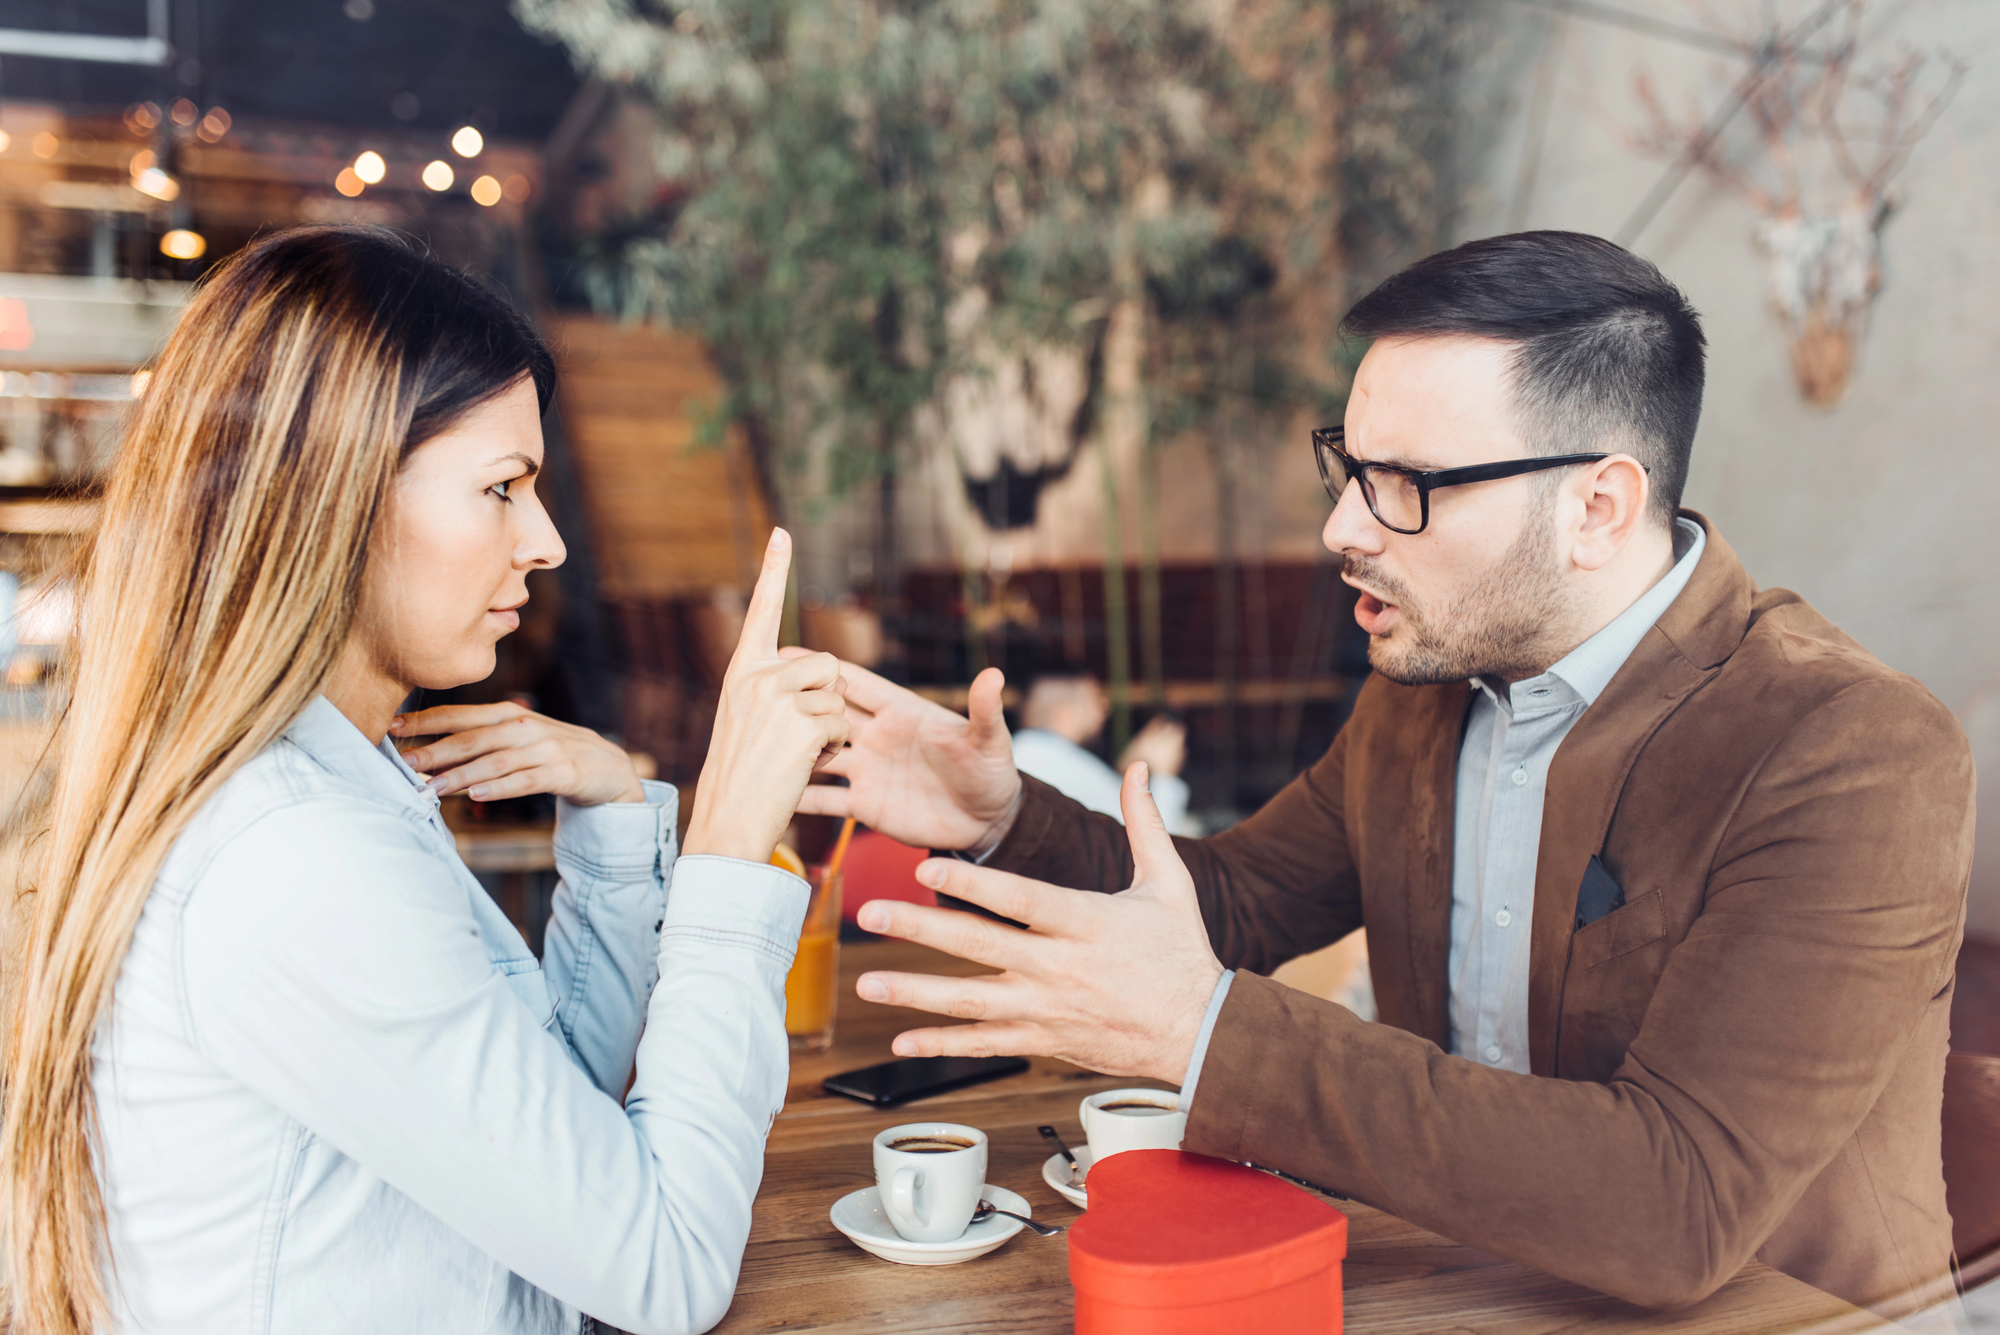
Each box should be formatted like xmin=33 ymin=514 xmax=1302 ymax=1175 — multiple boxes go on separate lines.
xmin=794 ymin=663 xmax=1023 ymax=853
xmin=852 ymin=763 xmax=1225 ymax=1084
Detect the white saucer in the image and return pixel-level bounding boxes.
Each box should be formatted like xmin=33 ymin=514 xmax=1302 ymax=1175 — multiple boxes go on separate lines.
xmin=830 ymin=1183 xmax=1032 ymax=1266
xmin=1041 ymin=1146 xmax=1097 ymax=1208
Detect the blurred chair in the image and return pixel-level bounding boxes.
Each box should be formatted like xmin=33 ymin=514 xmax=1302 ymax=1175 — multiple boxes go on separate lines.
xmin=1945 ymin=1051 xmax=2000 ymax=1291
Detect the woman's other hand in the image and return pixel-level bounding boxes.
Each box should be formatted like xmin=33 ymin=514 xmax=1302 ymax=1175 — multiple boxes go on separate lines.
xmin=683 ymin=529 xmax=850 ymax=863
xmin=392 ymin=703 xmax=646 ymax=807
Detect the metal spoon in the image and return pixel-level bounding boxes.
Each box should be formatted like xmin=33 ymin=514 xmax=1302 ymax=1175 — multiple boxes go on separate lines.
xmin=973 ymin=1200 xmax=1063 ymax=1236
xmin=1038 ymin=1124 xmax=1083 ymax=1187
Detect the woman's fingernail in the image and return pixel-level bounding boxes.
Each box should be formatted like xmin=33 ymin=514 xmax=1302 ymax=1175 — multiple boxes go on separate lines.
xmin=424 ymin=776 xmax=448 ymax=795
xmin=915 ymin=859 xmax=947 ymax=889
xmin=858 ymin=904 xmax=890 ymax=933
xmin=857 ymin=976 xmax=888 ymax=1002
xmin=388 ymin=716 xmax=405 ymax=731
xmin=891 ymin=1036 xmax=917 ymax=1057
xmin=468 ymin=785 xmax=488 ymax=800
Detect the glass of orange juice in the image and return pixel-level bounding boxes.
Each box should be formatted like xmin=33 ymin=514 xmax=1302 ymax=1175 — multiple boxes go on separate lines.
xmin=772 ymin=844 xmax=841 ymax=1054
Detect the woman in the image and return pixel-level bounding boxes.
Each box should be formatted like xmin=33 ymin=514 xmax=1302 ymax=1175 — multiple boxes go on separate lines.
xmin=2 ymin=227 xmax=848 ymax=1334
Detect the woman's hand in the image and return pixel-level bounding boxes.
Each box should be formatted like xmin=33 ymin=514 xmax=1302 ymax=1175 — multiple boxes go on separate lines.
xmin=683 ymin=529 xmax=851 ymax=863
xmin=392 ymin=703 xmax=646 ymax=807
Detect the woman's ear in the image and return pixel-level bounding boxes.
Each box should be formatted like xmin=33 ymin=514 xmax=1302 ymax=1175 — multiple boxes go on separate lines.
xmin=1568 ymin=454 xmax=1650 ymax=573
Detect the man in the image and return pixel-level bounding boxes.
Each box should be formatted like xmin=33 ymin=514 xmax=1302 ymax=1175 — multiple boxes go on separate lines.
xmin=799 ymin=232 xmax=1974 ymax=1317
xmin=1011 ymin=669 xmax=1196 ymax=835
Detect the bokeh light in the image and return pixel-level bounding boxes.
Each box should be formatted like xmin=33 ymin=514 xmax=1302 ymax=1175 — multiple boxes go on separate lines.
xmin=501 ymin=174 xmax=531 ymax=203
xmin=451 ymin=126 xmax=484 ymax=158
xmin=353 ymin=150 xmax=386 ymax=184
xmin=470 ymin=174 xmax=503 ymax=207
xmin=421 ymin=160 xmax=454 ymax=192
xmin=31 ymin=133 xmax=58 ymax=159
xmin=335 ymin=168 xmax=365 ymax=197
xmin=159 ymin=230 xmax=207 ymax=260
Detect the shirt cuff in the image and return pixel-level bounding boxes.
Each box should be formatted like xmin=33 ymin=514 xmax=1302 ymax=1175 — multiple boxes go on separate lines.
xmin=661 ymin=854 xmax=811 ymax=969
xmin=553 ymin=778 xmax=679 ymax=875
xmin=1177 ymin=969 xmax=1235 ymax=1113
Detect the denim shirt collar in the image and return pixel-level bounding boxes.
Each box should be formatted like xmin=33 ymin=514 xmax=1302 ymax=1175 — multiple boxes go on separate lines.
xmin=283 ymin=695 xmax=442 ymax=819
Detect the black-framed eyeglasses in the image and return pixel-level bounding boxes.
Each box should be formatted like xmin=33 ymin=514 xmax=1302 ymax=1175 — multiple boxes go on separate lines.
xmin=1312 ymin=426 xmax=1632 ymax=535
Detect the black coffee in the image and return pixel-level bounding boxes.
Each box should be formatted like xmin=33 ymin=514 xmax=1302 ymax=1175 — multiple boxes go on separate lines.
xmin=1100 ymin=1101 xmax=1176 ymax=1115
xmin=890 ymin=1135 xmax=975 ymax=1154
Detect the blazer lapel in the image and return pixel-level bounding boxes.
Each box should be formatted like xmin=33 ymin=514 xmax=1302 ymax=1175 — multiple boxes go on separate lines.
xmin=1525 ymin=513 xmax=1754 ymax=1075
xmin=1400 ymin=683 xmax=1472 ymax=1052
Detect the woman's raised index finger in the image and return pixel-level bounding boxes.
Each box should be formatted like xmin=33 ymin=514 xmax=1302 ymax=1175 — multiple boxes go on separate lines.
xmin=733 ymin=528 xmax=792 ymax=664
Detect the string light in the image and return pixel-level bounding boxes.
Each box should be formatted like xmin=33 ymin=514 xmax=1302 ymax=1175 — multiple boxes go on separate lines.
xmin=335 ymin=167 xmax=365 ymax=197
xmin=421 ymin=159 xmax=453 ymax=192
xmin=353 ymin=150 xmax=386 ymax=184
xmin=470 ymin=174 xmax=502 ymax=206
xmin=160 ymin=230 xmax=207 ymax=260
xmin=451 ymin=126 xmax=483 ymax=157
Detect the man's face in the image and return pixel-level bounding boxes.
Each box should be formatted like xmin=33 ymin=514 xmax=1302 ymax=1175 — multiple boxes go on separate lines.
xmin=1325 ymin=335 xmax=1580 ymax=685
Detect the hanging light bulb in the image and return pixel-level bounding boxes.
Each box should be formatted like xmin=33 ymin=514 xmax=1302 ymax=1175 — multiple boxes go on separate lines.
xmin=353 ymin=150 xmax=386 ymax=184
xmin=451 ymin=126 xmax=483 ymax=158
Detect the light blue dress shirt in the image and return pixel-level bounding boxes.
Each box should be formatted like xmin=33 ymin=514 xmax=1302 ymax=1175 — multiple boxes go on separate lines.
xmin=1182 ymin=518 xmax=1703 ymax=1102
xmin=1448 ymin=517 xmax=1701 ymax=1071
xmin=96 ymin=695 xmax=808 ymax=1334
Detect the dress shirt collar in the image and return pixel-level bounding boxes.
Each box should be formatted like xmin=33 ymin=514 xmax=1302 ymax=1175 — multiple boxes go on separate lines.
xmin=283 ymin=694 xmax=442 ymax=816
xmin=1473 ymin=516 xmax=1706 ymax=712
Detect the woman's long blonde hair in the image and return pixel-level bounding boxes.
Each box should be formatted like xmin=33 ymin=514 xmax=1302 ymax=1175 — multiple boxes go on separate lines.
xmin=1 ymin=226 xmax=554 ymax=1333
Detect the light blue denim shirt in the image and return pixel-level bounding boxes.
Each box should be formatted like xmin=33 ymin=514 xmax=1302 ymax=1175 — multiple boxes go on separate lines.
xmin=95 ymin=696 xmax=808 ymax=1335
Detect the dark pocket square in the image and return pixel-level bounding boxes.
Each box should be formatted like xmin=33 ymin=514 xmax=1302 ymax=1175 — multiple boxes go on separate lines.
xmin=1575 ymin=855 xmax=1626 ymax=930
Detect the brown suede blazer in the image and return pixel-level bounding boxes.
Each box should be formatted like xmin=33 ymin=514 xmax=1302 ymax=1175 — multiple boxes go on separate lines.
xmin=985 ymin=515 xmax=1975 ymax=1315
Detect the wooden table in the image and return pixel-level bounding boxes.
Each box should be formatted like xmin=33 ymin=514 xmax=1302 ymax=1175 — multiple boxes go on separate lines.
xmin=715 ymin=939 xmax=1892 ymax=1334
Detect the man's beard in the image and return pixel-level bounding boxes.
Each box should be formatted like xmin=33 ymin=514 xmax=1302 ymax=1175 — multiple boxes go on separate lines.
xmin=1345 ymin=502 xmax=1575 ymax=686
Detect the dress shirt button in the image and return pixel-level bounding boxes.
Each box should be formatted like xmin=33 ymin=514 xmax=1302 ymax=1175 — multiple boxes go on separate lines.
xmin=1511 ymin=768 xmax=1528 ymax=786
xmin=1495 ymin=908 xmax=1512 ymax=928
xmin=1484 ymin=1043 xmax=1503 ymax=1063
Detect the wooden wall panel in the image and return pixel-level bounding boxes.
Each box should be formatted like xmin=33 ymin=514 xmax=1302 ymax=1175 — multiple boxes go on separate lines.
xmin=547 ymin=314 xmax=771 ymax=601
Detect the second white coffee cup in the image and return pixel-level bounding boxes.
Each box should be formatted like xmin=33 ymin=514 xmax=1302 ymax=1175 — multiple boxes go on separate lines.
xmin=872 ymin=1122 xmax=989 ymax=1243
xmin=1080 ymin=1088 xmax=1186 ymax=1163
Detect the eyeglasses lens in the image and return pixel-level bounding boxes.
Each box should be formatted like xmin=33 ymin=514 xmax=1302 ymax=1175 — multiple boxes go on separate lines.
xmin=1318 ymin=438 xmax=1423 ymax=532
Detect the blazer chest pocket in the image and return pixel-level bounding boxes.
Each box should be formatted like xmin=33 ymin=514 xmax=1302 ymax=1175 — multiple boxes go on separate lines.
xmin=1569 ymin=887 xmax=1667 ymax=971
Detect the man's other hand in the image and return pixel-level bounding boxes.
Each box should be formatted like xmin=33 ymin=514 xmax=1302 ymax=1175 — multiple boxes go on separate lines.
xmin=851 ymin=763 xmax=1225 ymax=1084
xmin=793 ymin=661 xmax=1023 ymax=853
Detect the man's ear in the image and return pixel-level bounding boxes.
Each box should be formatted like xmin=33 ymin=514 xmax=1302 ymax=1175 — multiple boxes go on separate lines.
xmin=1568 ymin=454 xmax=1650 ymax=573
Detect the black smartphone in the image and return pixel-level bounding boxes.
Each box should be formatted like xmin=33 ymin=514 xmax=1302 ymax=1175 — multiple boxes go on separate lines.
xmin=823 ymin=1055 xmax=1029 ymax=1107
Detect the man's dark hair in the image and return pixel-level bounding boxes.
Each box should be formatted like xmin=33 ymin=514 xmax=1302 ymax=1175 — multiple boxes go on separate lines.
xmin=1341 ymin=231 xmax=1706 ymax=525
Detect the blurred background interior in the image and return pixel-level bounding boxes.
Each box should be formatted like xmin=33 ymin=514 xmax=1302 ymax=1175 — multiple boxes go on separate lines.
xmin=0 ymin=0 xmax=1996 ymax=1053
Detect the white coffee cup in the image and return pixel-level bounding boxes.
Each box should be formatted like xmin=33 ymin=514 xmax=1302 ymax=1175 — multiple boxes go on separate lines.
xmin=872 ymin=1122 xmax=989 ymax=1243
xmin=1080 ymin=1088 xmax=1186 ymax=1163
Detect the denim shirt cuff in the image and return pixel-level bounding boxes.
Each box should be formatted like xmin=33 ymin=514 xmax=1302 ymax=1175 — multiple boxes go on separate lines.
xmin=661 ymin=855 xmax=811 ymax=969
xmin=1177 ymin=969 xmax=1235 ymax=1113
xmin=554 ymin=779 xmax=679 ymax=875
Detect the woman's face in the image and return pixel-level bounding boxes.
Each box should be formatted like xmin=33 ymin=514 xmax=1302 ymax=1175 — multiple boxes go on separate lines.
xmin=349 ymin=377 xmax=565 ymax=692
